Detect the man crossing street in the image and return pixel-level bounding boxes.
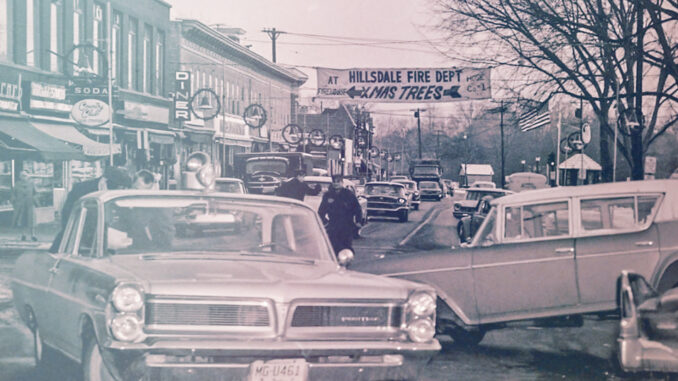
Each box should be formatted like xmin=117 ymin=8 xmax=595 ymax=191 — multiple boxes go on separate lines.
xmin=317 ymin=174 xmax=362 ymax=254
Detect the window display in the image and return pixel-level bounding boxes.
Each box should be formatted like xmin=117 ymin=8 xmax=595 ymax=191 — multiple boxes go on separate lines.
xmin=0 ymin=161 xmax=12 ymax=211
xmin=22 ymin=161 xmax=54 ymax=208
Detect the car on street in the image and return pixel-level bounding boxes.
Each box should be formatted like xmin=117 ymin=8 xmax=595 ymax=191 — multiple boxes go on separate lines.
xmin=364 ymin=182 xmax=410 ymax=222
xmin=418 ymin=181 xmax=444 ymax=201
xmin=469 ymin=180 xmax=496 ymax=189
xmin=616 ymin=270 xmax=678 ymax=375
xmin=214 ymin=177 xmax=247 ymax=193
xmin=11 ymin=185 xmax=440 ymax=381
xmin=303 ymin=175 xmax=368 ymax=236
xmin=353 ymin=180 xmax=678 ymax=346
xmin=453 ymin=188 xmax=513 ymax=218
xmin=505 ymin=172 xmax=549 ymax=193
xmin=456 ymin=195 xmax=493 ymax=244
xmin=442 ymin=179 xmax=455 ymax=196
xmin=392 ymin=179 xmax=421 ymax=210
xmin=390 ymin=175 xmax=409 ymax=181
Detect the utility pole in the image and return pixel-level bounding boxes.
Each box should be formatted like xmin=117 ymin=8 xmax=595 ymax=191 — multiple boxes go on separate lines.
xmin=499 ymin=100 xmax=505 ymax=189
xmin=413 ymin=108 xmax=426 ymax=158
xmin=631 ymin=2 xmax=645 ymax=180
xmin=262 ymin=28 xmax=285 ymax=63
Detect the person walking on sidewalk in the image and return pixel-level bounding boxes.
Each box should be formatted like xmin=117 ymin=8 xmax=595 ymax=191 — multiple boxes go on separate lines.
xmin=11 ymin=170 xmax=38 ymax=241
xmin=317 ymin=174 xmax=362 ymax=254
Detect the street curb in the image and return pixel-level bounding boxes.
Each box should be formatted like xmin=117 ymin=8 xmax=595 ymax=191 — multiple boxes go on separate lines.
xmin=397 ymin=206 xmax=442 ymax=247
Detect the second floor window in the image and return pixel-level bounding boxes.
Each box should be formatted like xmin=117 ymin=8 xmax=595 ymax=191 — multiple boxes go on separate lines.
xmin=92 ymin=3 xmax=104 ymax=75
xmin=49 ymin=1 xmax=61 ymax=72
xmin=26 ymin=0 xmax=35 ymax=66
xmin=127 ymin=19 xmax=137 ymax=90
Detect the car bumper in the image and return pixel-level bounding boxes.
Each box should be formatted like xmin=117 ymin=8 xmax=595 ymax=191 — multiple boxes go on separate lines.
xmin=367 ymin=206 xmax=408 ymax=216
xmin=420 ymin=194 xmax=443 ymax=200
xmin=105 ymin=339 xmax=440 ymax=381
xmin=618 ymin=336 xmax=678 ymax=373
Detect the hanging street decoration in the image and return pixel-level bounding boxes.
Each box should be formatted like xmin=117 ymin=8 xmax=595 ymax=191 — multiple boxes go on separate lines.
xmin=329 ymin=135 xmax=344 ymax=150
xmin=243 ymin=103 xmax=267 ymax=128
xmin=189 ymin=88 xmax=221 ymax=120
xmin=316 ymin=67 xmax=491 ymax=103
xmin=369 ymin=146 xmax=380 ymax=157
xmin=282 ymin=123 xmax=304 ymax=145
xmin=309 ymin=129 xmax=326 ymax=146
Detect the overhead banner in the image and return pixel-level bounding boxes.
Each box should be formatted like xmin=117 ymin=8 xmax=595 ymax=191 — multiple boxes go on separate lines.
xmin=316 ymin=67 xmax=491 ymax=103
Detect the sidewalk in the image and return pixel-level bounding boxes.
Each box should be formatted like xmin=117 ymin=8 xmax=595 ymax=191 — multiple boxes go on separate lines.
xmin=0 ymin=222 xmax=59 ymax=250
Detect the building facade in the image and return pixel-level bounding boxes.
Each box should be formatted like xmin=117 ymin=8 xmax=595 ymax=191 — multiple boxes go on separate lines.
xmin=0 ymin=0 xmax=172 ymax=225
xmin=167 ymin=19 xmax=307 ymax=177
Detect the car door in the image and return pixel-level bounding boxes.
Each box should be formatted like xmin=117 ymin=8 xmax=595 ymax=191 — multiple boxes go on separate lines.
xmin=472 ymin=199 xmax=579 ymax=323
xmin=44 ymin=200 xmax=101 ymax=355
xmin=575 ymin=194 xmax=662 ymax=310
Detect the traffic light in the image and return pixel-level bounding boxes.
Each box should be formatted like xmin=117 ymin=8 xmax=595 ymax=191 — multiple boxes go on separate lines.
xmin=414 ymin=111 xmax=419 ymax=118
xmin=547 ymin=152 xmax=556 ymax=169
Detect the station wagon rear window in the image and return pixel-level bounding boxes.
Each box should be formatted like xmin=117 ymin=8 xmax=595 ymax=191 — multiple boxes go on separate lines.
xmin=579 ymin=194 xmax=661 ymax=233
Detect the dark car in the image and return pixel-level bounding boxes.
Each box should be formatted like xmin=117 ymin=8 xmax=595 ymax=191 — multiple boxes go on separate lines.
xmin=392 ymin=179 xmax=420 ymax=210
xmin=364 ymin=182 xmax=410 ymax=222
xmin=457 ymin=195 xmax=493 ymax=243
xmin=452 ymin=188 xmax=513 ymax=218
xmin=419 ymin=181 xmax=444 ymax=201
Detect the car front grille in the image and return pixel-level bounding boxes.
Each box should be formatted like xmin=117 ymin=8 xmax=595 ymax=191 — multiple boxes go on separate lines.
xmin=145 ymin=298 xmax=273 ymax=330
xmin=367 ymin=201 xmax=398 ymax=209
xmin=290 ymin=305 xmax=402 ymax=327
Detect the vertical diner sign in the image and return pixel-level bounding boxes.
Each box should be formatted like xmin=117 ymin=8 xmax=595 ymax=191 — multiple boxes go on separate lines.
xmin=174 ymin=71 xmax=191 ymax=121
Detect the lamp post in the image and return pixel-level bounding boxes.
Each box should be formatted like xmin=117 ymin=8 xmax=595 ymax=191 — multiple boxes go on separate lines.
xmin=412 ymin=108 xmax=426 ymax=158
xmin=463 ymin=134 xmax=468 ymax=187
xmin=535 ymin=156 xmax=541 ymax=174
xmin=521 ymin=159 xmax=527 ymax=172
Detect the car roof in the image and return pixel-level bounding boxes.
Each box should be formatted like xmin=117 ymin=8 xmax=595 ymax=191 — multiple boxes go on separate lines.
xmin=366 ymin=182 xmax=405 ymax=187
xmin=215 ymin=177 xmax=243 ymax=183
xmin=392 ymin=179 xmax=415 ymax=184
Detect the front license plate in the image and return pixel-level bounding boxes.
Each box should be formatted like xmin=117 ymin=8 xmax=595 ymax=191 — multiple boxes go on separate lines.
xmin=248 ymin=358 xmax=308 ymax=381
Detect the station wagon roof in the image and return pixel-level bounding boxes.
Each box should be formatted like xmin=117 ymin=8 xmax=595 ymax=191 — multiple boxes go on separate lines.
xmin=491 ymin=179 xmax=678 ymax=206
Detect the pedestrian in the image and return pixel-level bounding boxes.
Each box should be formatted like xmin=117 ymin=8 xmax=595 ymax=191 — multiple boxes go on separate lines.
xmin=49 ymin=166 xmax=132 ymax=252
xmin=11 ymin=170 xmax=38 ymax=241
xmin=275 ymin=169 xmax=321 ymax=201
xmin=317 ymin=174 xmax=362 ymax=254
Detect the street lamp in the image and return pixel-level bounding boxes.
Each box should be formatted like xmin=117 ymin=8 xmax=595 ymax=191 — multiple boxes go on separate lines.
xmin=463 ymin=134 xmax=468 ymax=187
xmin=521 ymin=159 xmax=527 ymax=172
xmin=535 ymin=157 xmax=541 ymax=173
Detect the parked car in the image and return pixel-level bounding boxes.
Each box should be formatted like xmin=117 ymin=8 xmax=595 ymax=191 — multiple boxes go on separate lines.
xmin=616 ymin=270 xmax=678 ymax=375
xmin=364 ymin=182 xmax=410 ymax=222
xmin=505 ymin=172 xmax=549 ymax=193
xmin=392 ymin=179 xmax=421 ymax=210
xmin=11 ymin=188 xmax=440 ymax=381
xmin=353 ymin=180 xmax=678 ymax=346
xmin=303 ymin=176 xmax=368 ymax=237
xmin=456 ymin=195 xmax=493 ymax=243
xmin=418 ymin=181 xmax=444 ymax=201
xmin=453 ymin=188 xmax=513 ymax=218
xmin=214 ymin=177 xmax=247 ymax=194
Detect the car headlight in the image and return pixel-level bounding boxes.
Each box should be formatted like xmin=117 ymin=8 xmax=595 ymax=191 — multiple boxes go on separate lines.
xmin=112 ymin=284 xmax=144 ymax=312
xmin=398 ymin=198 xmax=406 ymax=204
xmin=110 ymin=314 xmax=143 ymax=342
xmin=408 ymin=291 xmax=436 ymax=316
xmin=454 ymin=204 xmax=461 ymax=210
xmin=407 ymin=318 xmax=435 ymax=343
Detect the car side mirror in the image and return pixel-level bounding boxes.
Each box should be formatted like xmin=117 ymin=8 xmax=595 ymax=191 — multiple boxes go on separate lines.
xmin=337 ymin=248 xmax=354 ymax=266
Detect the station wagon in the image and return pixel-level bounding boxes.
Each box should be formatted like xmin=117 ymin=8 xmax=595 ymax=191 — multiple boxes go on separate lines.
xmin=353 ymin=180 xmax=678 ymax=345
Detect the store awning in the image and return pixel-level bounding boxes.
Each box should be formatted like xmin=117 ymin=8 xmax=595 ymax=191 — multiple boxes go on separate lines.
xmin=32 ymin=121 xmax=121 ymax=157
xmin=0 ymin=115 xmax=85 ymax=161
xmin=559 ymin=153 xmax=602 ymax=170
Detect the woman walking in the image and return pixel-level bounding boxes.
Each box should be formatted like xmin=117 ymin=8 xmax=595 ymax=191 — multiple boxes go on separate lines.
xmin=11 ymin=171 xmax=38 ymax=241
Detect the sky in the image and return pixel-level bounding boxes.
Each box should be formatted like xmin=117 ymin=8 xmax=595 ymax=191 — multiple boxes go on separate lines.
xmin=166 ymin=0 xmax=454 ymax=107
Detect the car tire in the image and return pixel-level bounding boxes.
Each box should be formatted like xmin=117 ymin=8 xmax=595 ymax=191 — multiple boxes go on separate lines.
xmin=447 ymin=327 xmax=486 ymax=346
xmin=399 ymin=210 xmax=409 ymax=223
xmin=82 ymin=337 xmax=116 ymax=381
xmin=414 ymin=204 xmax=419 ymax=211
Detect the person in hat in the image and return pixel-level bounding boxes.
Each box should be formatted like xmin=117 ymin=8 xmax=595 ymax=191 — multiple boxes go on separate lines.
xmin=317 ymin=174 xmax=362 ymax=254
xmin=275 ymin=169 xmax=321 ymax=201
xmin=49 ymin=166 xmax=132 ymax=252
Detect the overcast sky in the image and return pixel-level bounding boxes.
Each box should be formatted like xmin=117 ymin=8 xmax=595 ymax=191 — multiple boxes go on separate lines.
xmin=167 ymin=0 xmax=450 ymax=98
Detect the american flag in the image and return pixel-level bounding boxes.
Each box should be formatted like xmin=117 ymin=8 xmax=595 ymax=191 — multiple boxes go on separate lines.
xmin=519 ymin=100 xmax=551 ymax=132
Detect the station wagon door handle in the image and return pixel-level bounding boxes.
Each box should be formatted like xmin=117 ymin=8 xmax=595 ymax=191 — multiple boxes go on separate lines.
xmin=555 ymin=247 xmax=574 ymax=254
xmin=635 ymin=241 xmax=654 ymax=247
xmin=48 ymin=265 xmax=59 ymax=274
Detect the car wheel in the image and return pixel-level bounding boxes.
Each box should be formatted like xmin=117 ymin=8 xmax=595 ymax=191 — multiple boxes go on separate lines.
xmin=414 ymin=204 xmax=419 ymax=211
xmin=447 ymin=327 xmax=486 ymax=346
xmin=82 ymin=337 xmax=116 ymax=381
xmin=399 ymin=210 xmax=409 ymax=223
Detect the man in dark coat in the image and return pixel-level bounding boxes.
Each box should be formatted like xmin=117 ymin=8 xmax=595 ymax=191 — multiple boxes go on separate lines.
xmin=275 ymin=170 xmax=320 ymax=201
xmin=49 ymin=166 xmax=131 ymax=252
xmin=317 ymin=174 xmax=362 ymax=254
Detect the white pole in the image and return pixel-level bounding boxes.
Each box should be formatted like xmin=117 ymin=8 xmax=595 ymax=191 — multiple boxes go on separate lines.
xmin=613 ymin=77 xmax=620 ymax=182
xmin=107 ymin=0 xmax=114 ymax=166
xmin=556 ymin=111 xmax=561 ymax=186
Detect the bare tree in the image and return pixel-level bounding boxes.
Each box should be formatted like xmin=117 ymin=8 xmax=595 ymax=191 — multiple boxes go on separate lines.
xmin=431 ymin=0 xmax=678 ymax=181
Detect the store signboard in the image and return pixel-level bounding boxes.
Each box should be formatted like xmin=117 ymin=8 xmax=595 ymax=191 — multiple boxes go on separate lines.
xmin=71 ymin=98 xmax=111 ymax=127
xmin=0 ymin=72 xmax=22 ymax=113
xmin=174 ymin=71 xmax=191 ymax=121
xmin=121 ymin=100 xmax=169 ymax=124
xmin=26 ymin=82 xmax=71 ymax=114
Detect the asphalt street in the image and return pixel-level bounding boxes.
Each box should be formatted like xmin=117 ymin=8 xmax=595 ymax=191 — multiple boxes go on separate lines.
xmin=0 ymin=194 xmax=668 ymax=380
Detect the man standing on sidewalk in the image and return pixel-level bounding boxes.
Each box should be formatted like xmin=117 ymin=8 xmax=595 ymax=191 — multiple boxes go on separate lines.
xmin=317 ymin=174 xmax=362 ymax=254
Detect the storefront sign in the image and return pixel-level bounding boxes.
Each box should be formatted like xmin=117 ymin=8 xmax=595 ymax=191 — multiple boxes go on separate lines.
xmin=0 ymin=72 xmax=22 ymax=112
xmin=67 ymin=83 xmax=113 ymax=100
xmin=316 ymin=66 xmax=491 ymax=103
xmin=26 ymin=82 xmax=71 ymax=114
xmin=122 ymin=101 xmax=169 ymax=124
xmin=174 ymin=71 xmax=191 ymax=121
xmin=71 ymin=99 xmax=110 ymax=127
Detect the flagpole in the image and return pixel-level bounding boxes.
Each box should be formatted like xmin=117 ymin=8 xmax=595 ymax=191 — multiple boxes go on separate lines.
xmin=556 ymin=110 xmax=561 ymax=187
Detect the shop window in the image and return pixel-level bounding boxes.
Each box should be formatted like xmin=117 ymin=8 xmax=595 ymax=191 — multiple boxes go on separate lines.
xmin=0 ymin=161 xmax=11 ymax=211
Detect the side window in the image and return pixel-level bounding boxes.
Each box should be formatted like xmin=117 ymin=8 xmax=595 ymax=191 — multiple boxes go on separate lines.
xmin=579 ymin=194 xmax=660 ymax=233
xmin=609 ymin=197 xmax=635 ymax=229
xmin=638 ymin=195 xmax=660 ymax=225
xmin=522 ymin=201 xmax=569 ymax=238
xmin=504 ymin=206 xmax=522 ymax=239
xmin=64 ymin=207 xmax=83 ymax=254
xmin=78 ymin=205 xmax=98 ymax=257
xmin=580 ymin=201 xmax=604 ymax=230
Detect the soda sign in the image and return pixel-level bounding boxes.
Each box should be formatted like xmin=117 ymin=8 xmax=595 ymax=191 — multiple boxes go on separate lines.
xmin=71 ymin=98 xmax=110 ymax=127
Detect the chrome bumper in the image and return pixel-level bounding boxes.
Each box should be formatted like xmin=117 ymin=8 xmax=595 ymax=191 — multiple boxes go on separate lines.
xmin=618 ymin=336 xmax=678 ymax=373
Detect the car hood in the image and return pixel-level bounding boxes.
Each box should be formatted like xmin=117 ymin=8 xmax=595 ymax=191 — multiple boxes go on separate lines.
xmin=107 ymin=254 xmax=422 ymax=301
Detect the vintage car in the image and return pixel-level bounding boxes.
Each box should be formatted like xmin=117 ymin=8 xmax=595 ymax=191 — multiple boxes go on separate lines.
xmin=302 ymin=176 xmax=368 ymax=237
xmin=505 ymin=172 xmax=548 ymax=193
xmin=364 ymin=182 xmax=410 ymax=222
xmin=616 ymin=270 xmax=678 ymax=375
xmin=214 ymin=177 xmax=247 ymax=194
xmin=11 ymin=168 xmax=440 ymax=381
xmin=441 ymin=179 xmax=455 ymax=196
xmin=452 ymin=188 xmax=513 ymax=219
xmin=456 ymin=195 xmax=493 ymax=243
xmin=392 ymin=179 xmax=421 ymax=211
xmin=353 ymin=180 xmax=678 ymax=346
xmin=418 ymin=181 xmax=444 ymax=201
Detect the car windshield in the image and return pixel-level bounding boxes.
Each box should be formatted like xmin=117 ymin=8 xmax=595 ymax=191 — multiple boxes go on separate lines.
xmin=215 ymin=181 xmax=244 ymax=193
xmin=104 ymin=196 xmax=332 ymax=260
xmin=413 ymin=166 xmax=439 ymax=176
xmin=420 ymin=182 xmax=439 ymax=189
xmin=393 ymin=181 xmax=415 ymax=190
xmin=245 ymin=159 xmax=288 ymax=175
xmin=365 ymin=184 xmax=403 ymax=197
xmin=466 ymin=190 xmax=501 ymax=200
